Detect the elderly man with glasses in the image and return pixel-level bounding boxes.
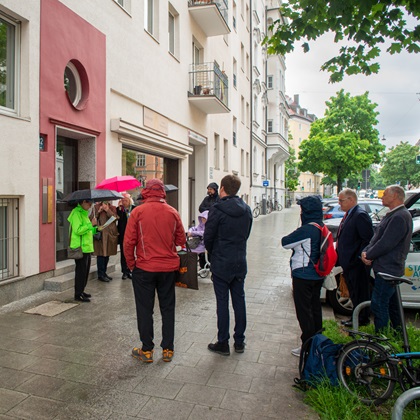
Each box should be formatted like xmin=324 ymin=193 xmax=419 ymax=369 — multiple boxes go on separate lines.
xmin=336 ymin=188 xmax=374 ymax=327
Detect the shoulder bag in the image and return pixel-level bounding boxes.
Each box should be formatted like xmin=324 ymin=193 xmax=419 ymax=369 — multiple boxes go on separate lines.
xmin=67 ymin=226 xmax=83 ymax=260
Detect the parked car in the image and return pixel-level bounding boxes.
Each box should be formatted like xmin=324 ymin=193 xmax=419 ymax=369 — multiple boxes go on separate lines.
xmin=323 ymin=199 xmax=383 ymax=220
xmin=322 ymin=192 xmax=420 ymax=315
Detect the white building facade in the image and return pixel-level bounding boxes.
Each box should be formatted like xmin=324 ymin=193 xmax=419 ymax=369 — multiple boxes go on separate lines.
xmin=0 ymin=0 xmax=287 ymax=305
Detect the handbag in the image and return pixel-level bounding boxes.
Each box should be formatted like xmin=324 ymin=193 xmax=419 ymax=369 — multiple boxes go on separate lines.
xmin=93 ymin=231 xmax=102 ymax=241
xmin=175 ymin=243 xmax=198 ymax=290
xmin=339 ymin=273 xmax=350 ymax=298
xmin=67 ymin=226 xmax=83 ymax=260
xmin=322 ymin=272 xmax=337 ymax=291
xmin=186 ymin=235 xmax=201 ymax=250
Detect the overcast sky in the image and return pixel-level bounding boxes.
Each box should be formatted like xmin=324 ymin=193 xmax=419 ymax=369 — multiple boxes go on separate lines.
xmin=285 ymin=34 xmax=420 ymax=150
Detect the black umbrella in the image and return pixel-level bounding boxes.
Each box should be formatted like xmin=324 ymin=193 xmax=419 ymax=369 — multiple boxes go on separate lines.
xmin=62 ymin=189 xmax=123 ymax=204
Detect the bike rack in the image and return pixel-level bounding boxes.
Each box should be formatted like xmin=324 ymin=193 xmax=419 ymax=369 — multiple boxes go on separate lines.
xmin=391 ymin=387 xmax=420 ymax=420
xmin=352 ymin=301 xmax=371 ymax=331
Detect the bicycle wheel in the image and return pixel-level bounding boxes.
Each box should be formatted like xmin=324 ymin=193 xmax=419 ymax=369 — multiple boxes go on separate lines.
xmin=337 ymin=340 xmax=397 ymax=406
xmin=277 ymin=203 xmax=283 ymax=211
xmin=253 ymin=207 xmax=260 ymax=218
xmin=266 ymin=204 xmax=272 ymax=214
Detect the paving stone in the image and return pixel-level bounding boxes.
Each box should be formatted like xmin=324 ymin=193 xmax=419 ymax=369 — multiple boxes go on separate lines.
xmin=0 ymin=367 xmax=34 ymax=389
xmin=0 ymin=388 xmax=28 ymax=414
xmin=133 ymin=376 xmax=183 ymax=399
xmin=188 ymin=405 xmax=242 ymax=420
xmin=176 ymin=383 xmax=225 ymax=407
xmin=7 ymin=395 xmax=66 ymax=419
xmin=138 ymin=396 xmax=194 ymax=420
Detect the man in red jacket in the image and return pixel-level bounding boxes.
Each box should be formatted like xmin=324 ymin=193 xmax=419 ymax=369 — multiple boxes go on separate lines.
xmin=124 ymin=179 xmax=186 ymax=363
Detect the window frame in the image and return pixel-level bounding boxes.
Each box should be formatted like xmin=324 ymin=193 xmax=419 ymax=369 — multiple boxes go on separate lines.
xmin=0 ymin=13 xmax=20 ymax=115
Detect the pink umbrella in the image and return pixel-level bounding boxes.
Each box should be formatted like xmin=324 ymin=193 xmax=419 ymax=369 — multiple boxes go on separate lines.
xmin=95 ymin=175 xmax=141 ymax=192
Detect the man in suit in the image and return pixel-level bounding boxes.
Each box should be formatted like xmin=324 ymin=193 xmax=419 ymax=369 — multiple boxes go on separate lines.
xmin=336 ymin=188 xmax=374 ymax=326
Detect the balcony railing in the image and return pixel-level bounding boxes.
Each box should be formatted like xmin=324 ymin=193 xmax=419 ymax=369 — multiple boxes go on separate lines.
xmin=188 ymin=62 xmax=229 ymax=113
xmin=188 ymin=1 xmax=230 ymax=37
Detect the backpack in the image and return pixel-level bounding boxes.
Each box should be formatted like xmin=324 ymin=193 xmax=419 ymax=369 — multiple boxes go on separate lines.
xmin=294 ymin=334 xmax=343 ymax=390
xmin=309 ymin=222 xmax=337 ymax=276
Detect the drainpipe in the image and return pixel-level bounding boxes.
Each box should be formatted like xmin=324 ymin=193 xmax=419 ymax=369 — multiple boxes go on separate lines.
xmin=249 ymin=0 xmax=254 ymax=192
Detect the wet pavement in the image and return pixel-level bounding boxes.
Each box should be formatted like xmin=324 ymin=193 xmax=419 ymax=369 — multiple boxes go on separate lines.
xmin=0 ymin=205 xmax=327 ymax=419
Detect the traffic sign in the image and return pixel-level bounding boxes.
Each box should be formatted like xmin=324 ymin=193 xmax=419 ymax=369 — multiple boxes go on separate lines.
xmin=263 ymin=180 xmax=269 ymax=187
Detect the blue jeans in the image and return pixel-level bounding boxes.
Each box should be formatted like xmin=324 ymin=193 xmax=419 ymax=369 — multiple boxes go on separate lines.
xmin=212 ymin=274 xmax=246 ymax=345
xmin=371 ymin=272 xmax=402 ymax=332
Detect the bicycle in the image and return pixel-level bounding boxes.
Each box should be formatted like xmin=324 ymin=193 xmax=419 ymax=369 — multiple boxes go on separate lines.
xmin=253 ymin=202 xmax=262 ymax=218
xmin=198 ymin=251 xmax=211 ymax=278
xmin=273 ymin=199 xmax=283 ymax=211
xmin=336 ymin=272 xmax=420 ymax=406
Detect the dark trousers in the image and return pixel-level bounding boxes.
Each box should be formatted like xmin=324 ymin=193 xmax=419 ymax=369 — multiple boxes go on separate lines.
xmin=97 ymin=256 xmax=109 ymax=278
xmin=343 ymin=263 xmax=371 ymax=324
xmin=371 ymin=272 xmax=402 ymax=332
xmin=131 ymin=268 xmax=176 ymax=351
xmin=212 ymin=274 xmax=247 ymax=345
xmin=120 ymin=243 xmax=130 ymax=275
xmin=292 ymin=277 xmax=324 ymax=344
xmin=74 ymin=253 xmax=91 ymax=296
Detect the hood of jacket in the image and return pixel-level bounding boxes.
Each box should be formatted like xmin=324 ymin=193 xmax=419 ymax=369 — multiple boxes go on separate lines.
xmin=198 ymin=210 xmax=209 ymax=226
xmin=213 ymin=195 xmax=247 ymax=218
xmin=298 ymin=195 xmax=323 ymax=225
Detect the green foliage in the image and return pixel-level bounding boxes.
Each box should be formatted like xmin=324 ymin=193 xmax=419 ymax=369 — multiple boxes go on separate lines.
xmin=380 ymin=141 xmax=420 ymax=186
xmin=308 ymin=319 xmax=420 ymax=419
xmin=285 ymin=145 xmax=300 ymax=191
xmin=369 ymin=169 xmax=387 ymax=190
xmin=265 ymin=0 xmax=420 ymax=82
xmin=298 ymin=90 xmax=384 ymax=191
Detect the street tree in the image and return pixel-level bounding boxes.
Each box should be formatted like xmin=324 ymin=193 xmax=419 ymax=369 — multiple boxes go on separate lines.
xmin=380 ymin=141 xmax=420 ymax=187
xmin=298 ymin=90 xmax=384 ymax=191
xmin=265 ymin=0 xmax=420 ymax=82
xmin=285 ymin=146 xmax=300 ymax=191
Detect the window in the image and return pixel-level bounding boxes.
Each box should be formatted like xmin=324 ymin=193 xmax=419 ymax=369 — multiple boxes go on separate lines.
xmin=145 ymin=0 xmax=159 ymax=38
xmin=136 ymin=153 xmax=146 ymax=167
xmin=267 ymin=75 xmax=273 ymax=89
xmin=64 ymin=60 xmax=89 ymax=110
xmin=0 ymin=198 xmax=19 ymax=281
xmin=168 ymin=5 xmax=179 ymax=57
xmin=241 ymin=149 xmax=244 ymax=176
xmin=233 ymin=116 xmax=237 ymax=146
xmin=214 ymin=134 xmax=220 ymax=169
xmin=114 ymin=0 xmax=131 ymax=12
xmin=241 ymin=96 xmax=244 ymax=123
xmin=246 ymin=102 xmax=250 ymax=127
xmin=240 ymin=43 xmax=244 ymax=72
xmin=233 ymin=58 xmax=237 ymax=88
xmin=232 ymin=1 xmax=237 ymax=30
xmin=223 ymin=138 xmax=228 ymax=171
xmin=0 ymin=14 xmax=19 ymax=113
xmin=268 ymin=120 xmax=273 ymax=133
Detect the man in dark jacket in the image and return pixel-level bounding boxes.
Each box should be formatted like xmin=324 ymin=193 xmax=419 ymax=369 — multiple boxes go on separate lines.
xmin=336 ymin=188 xmax=374 ymax=327
xmin=204 ymin=175 xmax=252 ymax=355
xmin=361 ymin=185 xmax=412 ymax=332
xmin=282 ymin=195 xmax=324 ymax=356
xmin=199 ymin=182 xmax=219 ymax=213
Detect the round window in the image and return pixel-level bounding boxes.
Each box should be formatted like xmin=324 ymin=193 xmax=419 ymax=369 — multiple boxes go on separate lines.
xmin=63 ymin=60 xmax=89 ymax=110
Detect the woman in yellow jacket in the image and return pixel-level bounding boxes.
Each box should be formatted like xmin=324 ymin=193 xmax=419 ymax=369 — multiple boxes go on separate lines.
xmin=68 ymin=199 xmax=101 ymax=302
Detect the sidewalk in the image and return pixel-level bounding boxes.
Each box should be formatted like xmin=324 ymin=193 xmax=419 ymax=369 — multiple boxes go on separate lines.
xmin=0 ymin=206 xmax=327 ymax=419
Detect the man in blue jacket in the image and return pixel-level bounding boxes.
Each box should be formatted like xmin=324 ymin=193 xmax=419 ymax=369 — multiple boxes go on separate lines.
xmin=282 ymin=195 xmax=325 ymax=356
xmin=361 ymin=185 xmax=412 ymax=332
xmin=204 ymin=175 xmax=253 ymax=355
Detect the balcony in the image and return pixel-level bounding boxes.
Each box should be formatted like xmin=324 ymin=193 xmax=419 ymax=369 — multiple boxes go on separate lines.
xmin=188 ymin=62 xmax=230 ymax=114
xmin=188 ymin=1 xmax=230 ymax=37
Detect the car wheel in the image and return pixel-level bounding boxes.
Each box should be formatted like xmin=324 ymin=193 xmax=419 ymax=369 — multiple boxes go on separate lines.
xmin=326 ymin=274 xmax=353 ymax=316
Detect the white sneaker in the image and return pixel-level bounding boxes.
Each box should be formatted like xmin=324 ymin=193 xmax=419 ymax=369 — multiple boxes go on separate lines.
xmin=291 ymin=346 xmax=301 ymax=357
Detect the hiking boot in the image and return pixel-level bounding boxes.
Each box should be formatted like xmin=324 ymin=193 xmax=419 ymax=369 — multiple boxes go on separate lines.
xmin=162 ymin=349 xmax=174 ymax=362
xmin=291 ymin=346 xmax=301 ymax=357
xmin=234 ymin=342 xmax=245 ymax=353
xmin=132 ymin=348 xmax=153 ymax=363
xmin=208 ymin=342 xmax=230 ymax=356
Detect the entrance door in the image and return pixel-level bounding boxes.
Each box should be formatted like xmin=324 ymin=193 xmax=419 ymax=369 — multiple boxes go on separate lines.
xmin=56 ymin=136 xmax=78 ymax=261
